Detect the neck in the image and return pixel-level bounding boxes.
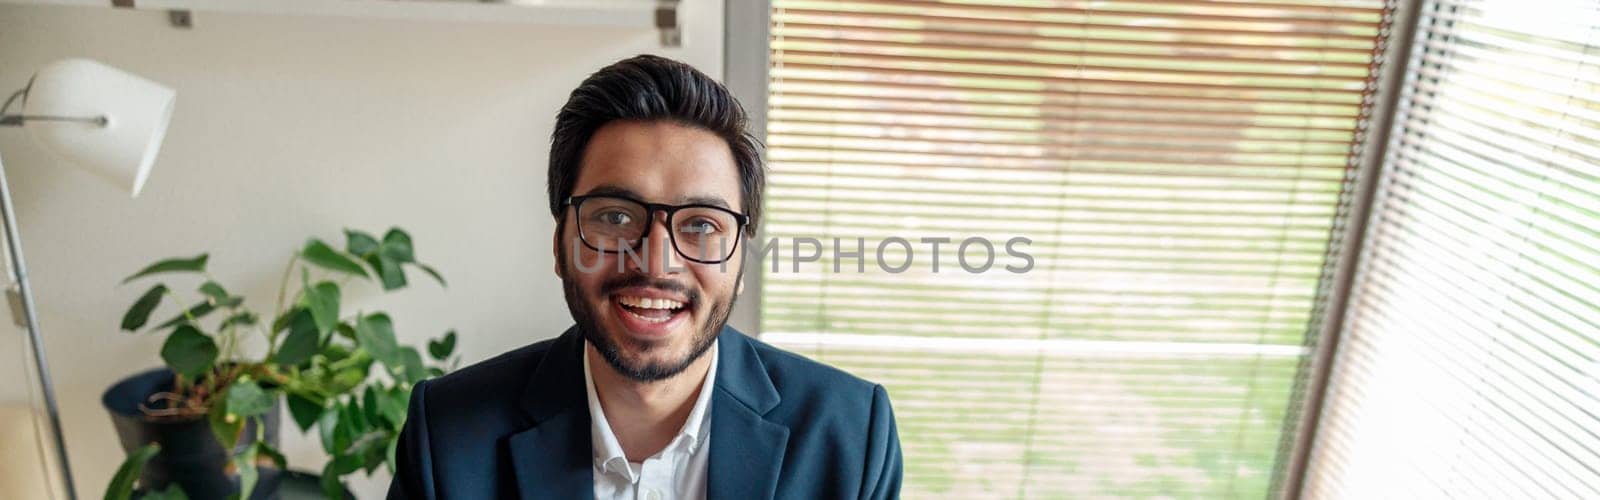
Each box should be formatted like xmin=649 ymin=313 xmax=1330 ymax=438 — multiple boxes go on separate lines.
xmin=587 ymin=343 xmax=714 ymax=462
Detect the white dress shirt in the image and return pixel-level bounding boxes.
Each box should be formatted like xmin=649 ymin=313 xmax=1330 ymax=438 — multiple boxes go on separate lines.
xmin=584 ymin=340 xmax=718 ymax=500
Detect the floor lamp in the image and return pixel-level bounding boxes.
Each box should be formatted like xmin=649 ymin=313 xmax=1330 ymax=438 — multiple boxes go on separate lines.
xmin=0 ymin=59 xmax=176 ymax=500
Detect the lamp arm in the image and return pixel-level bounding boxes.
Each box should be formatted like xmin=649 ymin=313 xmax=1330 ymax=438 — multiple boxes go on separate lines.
xmin=0 ymin=148 xmax=79 ymax=500
xmin=0 ymin=88 xmax=21 ymax=116
xmin=0 ymin=87 xmax=107 ymax=128
xmin=0 ymin=89 xmax=21 ymax=126
xmin=1 ymin=115 xmax=109 ymax=127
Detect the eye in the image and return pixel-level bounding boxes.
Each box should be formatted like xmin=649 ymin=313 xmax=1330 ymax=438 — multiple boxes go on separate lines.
xmin=596 ymin=210 xmax=633 ymax=226
xmin=679 ymin=218 xmax=722 ymax=235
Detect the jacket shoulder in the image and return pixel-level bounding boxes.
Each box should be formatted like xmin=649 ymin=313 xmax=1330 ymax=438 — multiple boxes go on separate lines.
xmin=740 ymin=334 xmax=881 ymax=414
xmin=416 ymin=336 xmax=559 ymax=421
xmin=734 ymin=332 xmax=900 ymax=495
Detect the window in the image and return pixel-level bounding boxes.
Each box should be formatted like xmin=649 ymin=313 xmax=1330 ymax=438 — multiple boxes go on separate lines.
xmin=1306 ymin=0 xmax=1600 ymax=496
xmin=759 ymin=0 xmax=1391 ymax=496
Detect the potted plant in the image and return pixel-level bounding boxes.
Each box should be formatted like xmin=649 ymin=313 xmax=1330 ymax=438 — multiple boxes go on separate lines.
xmin=101 ymin=227 xmax=460 ymax=499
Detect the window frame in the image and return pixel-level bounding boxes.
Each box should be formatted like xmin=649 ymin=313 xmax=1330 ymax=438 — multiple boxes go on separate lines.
xmin=722 ymin=0 xmax=772 ymax=337
xmin=1273 ymin=0 xmax=1430 ymax=497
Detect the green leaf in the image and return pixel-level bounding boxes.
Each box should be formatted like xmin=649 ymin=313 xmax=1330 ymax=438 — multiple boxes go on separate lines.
xmin=322 ymin=342 xmax=353 ymax=363
xmin=154 ymin=301 xmax=217 ymax=330
xmin=104 ymin=443 xmax=160 ymax=500
xmin=356 ymin=313 xmax=401 ymax=371
xmin=331 ymin=369 xmax=366 ymax=394
xmin=386 ymin=434 xmax=400 ymax=474
xmin=121 ymin=284 xmax=167 ymax=332
xmin=161 ymin=325 xmax=217 ymax=378
xmin=219 ymin=311 xmax=258 ymax=331
xmin=143 ymin=484 xmax=190 ymax=500
xmin=330 ymin=451 xmax=363 ymax=475
xmin=286 ymin=392 xmax=326 ymax=433
xmin=381 ymin=228 xmax=415 ymax=262
xmin=229 ymin=441 xmax=259 ymax=500
xmin=366 ymin=254 xmax=407 ymax=291
xmin=301 ymin=239 xmax=368 ymax=278
xmin=208 ymin=398 xmax=243 ymax=451
xmin=319 ymin=473 xmax=344 ymax=499
xmin=417 ymin=263 xmax=447 ymax=287
xmin=377 ymin=386 xmax=408 ymax=429
xmin=320 ymin=455 xmax=357 ymax=499
xmin=362 ymin=387 xmax=383 ymax=428
xmin=122 ymin=254 xmax=208 ymax=284
xmin=427 ymin=330 xmax=457 ymax=361
xmin=335 ymin=322 xmax=357 ymax=341
xmin=269 ymin=309 xmax=296 ymax=334
xmin=361 ymin=437 xmax=387 ymax=474
xmin=275 ymin=310 xmax=319 ymax=367
xmin=335 ymin=402 xmax=364 ymax=453
xmin=225 ymin=381 xmax=273 ymax=418
xmin=256 ymin=441 xmax=287 ymax=469
xmin=398 ymin=347 xmax=426 ymax=384
xmin=316 ymin=408 xmax=340 ymax=455
xmin=197 ymin=281 xmax=229 ymax=303
xmin=305 ymin=281 xmax=340 ymax=336
xmin=347 ymin=397 xmax=371 ymax=434
xmin=344 ymin=229 xmax=380 ymax=258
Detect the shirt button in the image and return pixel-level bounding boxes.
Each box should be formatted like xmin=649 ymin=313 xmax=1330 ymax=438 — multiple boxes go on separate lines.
xmin=645 ymin=489 xmax=662 ymax=500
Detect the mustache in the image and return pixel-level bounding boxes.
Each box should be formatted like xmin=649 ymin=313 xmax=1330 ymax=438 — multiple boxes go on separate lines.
xmin=600 ymin=273 xmax=701 ymax=306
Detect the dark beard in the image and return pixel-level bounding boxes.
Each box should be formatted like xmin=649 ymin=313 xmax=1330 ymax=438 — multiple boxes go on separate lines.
xmin=558 ymin=233 xmax=740 ymax=382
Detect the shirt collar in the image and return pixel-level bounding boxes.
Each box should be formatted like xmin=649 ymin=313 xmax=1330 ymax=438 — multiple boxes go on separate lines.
xmin=583 ymin=339 xmax=720 ymax=478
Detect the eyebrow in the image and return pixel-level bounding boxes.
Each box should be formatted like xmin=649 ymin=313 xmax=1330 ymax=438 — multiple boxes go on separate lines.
xmin=578 ymin=184 xmax=733 ymax=210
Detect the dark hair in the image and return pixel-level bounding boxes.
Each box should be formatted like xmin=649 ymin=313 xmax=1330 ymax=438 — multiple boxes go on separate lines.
xmin=547 ymin=54 xmax=765 ymax=236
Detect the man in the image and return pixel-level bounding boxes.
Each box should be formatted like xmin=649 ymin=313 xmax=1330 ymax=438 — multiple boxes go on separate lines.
xmin=387 ymin=54 xmax=903 ymax=500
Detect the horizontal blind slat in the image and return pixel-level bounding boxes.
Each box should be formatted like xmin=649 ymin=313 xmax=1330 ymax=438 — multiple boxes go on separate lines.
xmin=1308 ymin=0 xmax=1600 ymax=494
xmin=769 ymin=1 xmax=1386 ymax=496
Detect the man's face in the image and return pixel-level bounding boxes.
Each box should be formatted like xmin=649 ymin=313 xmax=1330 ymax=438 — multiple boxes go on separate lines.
xmin=555 ymin=120 xmax=745 ymax=382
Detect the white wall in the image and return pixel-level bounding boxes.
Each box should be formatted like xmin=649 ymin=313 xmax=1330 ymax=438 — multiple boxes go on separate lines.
xmin=0 ymin=2 xmax=726 ymax=497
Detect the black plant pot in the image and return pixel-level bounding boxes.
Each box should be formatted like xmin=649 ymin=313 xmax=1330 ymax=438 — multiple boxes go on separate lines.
xmin=103 ymin=368 xmax=284 ymax=500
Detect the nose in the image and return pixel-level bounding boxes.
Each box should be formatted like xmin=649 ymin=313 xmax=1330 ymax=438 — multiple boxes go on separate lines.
xmin=630 ymin=210 xmax=685 ymax=276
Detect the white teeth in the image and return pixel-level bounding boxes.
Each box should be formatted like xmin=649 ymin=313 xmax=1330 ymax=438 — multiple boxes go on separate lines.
xmin=617 ymin=295 xmax=685 ymax=310
xmin=623 ymin=308 xmax=672 ymax=323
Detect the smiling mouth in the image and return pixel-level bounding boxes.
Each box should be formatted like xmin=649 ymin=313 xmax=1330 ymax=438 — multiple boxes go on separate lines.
xmin=614 ymin=294 xmax=688 ymax=324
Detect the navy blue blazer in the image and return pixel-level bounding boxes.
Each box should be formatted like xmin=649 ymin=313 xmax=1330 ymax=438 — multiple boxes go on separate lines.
xmin=387 ymin=325 xmax=903 ymax=499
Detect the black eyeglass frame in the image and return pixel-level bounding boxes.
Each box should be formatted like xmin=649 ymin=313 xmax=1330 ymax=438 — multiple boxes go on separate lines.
xmin=563 ymin=194 xmax=751 ymax=264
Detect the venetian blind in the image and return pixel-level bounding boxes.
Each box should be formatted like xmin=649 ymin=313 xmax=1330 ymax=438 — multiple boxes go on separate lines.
xmin=759 ymin=0 xmax=1392 ymax=497
xmin=1305 ymin=0 xmax=1600 ymax=497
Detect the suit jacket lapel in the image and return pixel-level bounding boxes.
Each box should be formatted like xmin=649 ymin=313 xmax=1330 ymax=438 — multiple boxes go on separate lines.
xmin=506 ymin=326 xmax=788 ymax=499
xmin=707 ymin=327 xmax=790 ymax=500
xmin=508 ymin=411 xmax=592 ymax=499
xmin=508 ymin=327 xmax=594 ymax=500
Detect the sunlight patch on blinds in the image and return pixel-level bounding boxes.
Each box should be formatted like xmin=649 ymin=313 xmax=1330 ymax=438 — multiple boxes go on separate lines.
xmin=1306 ymin=0 xmax=1600 ymax=497
xmin=761 ymin=0 xmax=1392 ymax=497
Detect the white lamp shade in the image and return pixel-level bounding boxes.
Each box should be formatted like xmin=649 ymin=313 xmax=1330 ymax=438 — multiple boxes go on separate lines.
xmin=21 ymin=59 xmax=175 ymax=197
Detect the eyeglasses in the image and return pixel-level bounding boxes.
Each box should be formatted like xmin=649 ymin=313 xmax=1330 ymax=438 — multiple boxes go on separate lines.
xmin=564 ymin=194 xmax=749 ymax=264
